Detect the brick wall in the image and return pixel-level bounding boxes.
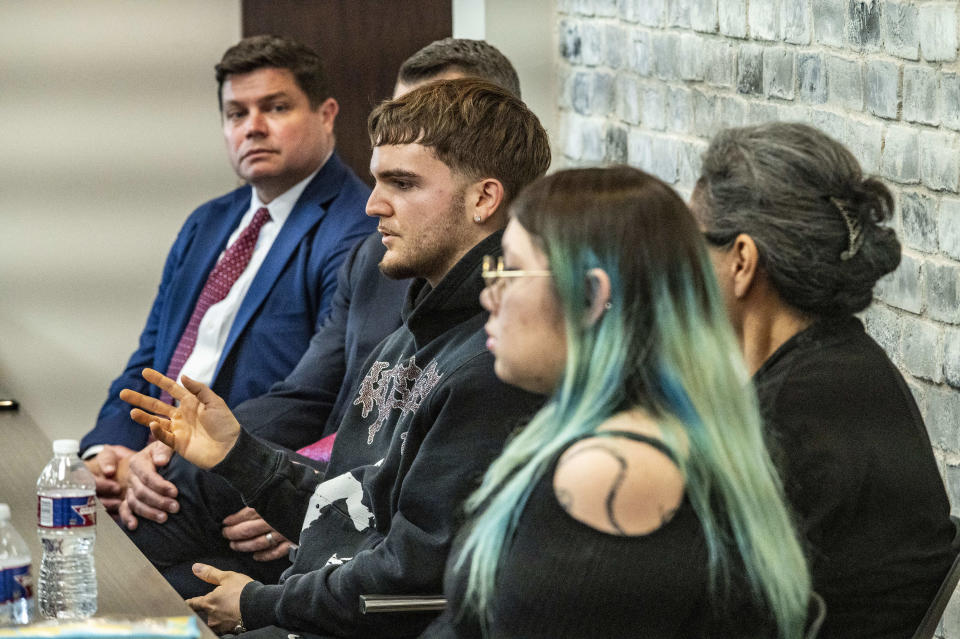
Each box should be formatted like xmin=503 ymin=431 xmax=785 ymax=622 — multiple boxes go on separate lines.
xmin=557 ymin=0 xmax=960 ymax=634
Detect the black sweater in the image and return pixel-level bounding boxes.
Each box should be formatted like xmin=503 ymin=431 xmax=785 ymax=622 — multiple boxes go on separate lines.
xmin=756 ymin=316 xmax=955 ymax=639
xmin=212 ymin=233 xmax=543 ymax=637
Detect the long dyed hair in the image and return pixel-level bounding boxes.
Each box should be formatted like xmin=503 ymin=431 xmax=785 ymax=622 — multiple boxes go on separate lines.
xmin=456 ymin=167 xmax=811 ymax=638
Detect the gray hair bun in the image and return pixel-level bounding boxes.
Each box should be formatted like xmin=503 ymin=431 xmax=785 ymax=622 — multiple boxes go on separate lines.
xmin=698 ymin=122 xmax=901 ymax=317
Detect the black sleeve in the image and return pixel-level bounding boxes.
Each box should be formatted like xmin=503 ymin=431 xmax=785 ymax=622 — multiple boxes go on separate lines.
xmin=241 ymin=354 xmax=542 ymax=638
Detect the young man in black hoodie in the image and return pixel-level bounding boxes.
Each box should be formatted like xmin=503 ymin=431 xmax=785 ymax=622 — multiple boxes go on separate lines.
xmin=120 ymin=78 xmax=551 ymax=638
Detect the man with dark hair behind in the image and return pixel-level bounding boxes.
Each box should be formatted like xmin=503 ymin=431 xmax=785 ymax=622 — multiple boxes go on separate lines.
xmin=115 ymin=39 xmax=530 ymax=596
xmin=395 ymin=37 xmax=521 ymax=98
xmin=120 ymin=78 xmax=551 ymax=638
xmin=81 ymin=34 xmax=374 ymax=514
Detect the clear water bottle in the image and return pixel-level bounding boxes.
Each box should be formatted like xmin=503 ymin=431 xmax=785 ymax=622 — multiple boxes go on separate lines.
xmin=35 ymin=439 xmax=97 ymax=619
xmin=0 ymin=504 xmax=32 ymax=625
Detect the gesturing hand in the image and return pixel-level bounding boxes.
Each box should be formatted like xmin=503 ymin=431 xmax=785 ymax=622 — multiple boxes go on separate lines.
xmin=119 ymin=368 xmax=241 ymax=470
xmin=185 ymin=563 xmax=253 ymax=634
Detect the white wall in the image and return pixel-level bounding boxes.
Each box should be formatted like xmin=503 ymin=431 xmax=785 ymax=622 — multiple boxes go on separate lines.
xmin=454 ymin=0 xmax=560 ymax=169
xmin=0 ymin=1 xmax=241 ymax=440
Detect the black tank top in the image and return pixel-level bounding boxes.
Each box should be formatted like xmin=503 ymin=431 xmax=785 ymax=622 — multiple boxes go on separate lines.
xmin=421 ymin=430 xmax=771 ymax=638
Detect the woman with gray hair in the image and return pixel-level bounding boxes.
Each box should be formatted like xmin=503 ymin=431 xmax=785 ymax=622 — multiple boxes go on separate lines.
xmin=692 ymin=122 xmax=955 ymax=639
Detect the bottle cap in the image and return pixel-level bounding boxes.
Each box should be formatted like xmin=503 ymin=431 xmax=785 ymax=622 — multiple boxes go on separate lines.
xmin=0 ymin=504 xmax=9 ymax=521
xmin=52 ymin=439 xmax=80 ymax=455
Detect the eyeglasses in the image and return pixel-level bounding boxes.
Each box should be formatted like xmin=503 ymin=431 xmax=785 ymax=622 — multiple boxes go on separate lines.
xmin=481 ymin=255 xmax=551 ymax=306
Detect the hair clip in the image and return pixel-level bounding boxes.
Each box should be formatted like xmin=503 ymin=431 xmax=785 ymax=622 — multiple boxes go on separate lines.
xmin=830 ymin=197 xmax=863 ymax=261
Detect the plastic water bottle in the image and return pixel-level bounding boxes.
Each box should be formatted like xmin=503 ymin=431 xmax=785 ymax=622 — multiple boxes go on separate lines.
xmin=35 ymin=439 xmax=97 ymax=619
xmin=0 ymin=504 xmax=32 ymax=625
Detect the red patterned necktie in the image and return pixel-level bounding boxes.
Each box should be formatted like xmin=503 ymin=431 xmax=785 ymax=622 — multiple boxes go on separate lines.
xmin=160 ymin=207 xmax=272 ymax=404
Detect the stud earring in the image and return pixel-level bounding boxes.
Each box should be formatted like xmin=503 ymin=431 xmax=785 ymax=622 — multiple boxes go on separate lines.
xmin=474 ymin=215 xmax=482 ymax=223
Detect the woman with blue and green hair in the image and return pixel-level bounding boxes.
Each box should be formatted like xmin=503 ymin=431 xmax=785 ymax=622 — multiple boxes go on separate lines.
xmin=420 ymin=166 xmax=813 ymax=638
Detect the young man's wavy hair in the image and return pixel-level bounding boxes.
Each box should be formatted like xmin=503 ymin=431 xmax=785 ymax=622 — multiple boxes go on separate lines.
xmin=457 ymin=167 xmax=812 ymax=639
xmin=367 ymin=78 xmax=550 ymax=208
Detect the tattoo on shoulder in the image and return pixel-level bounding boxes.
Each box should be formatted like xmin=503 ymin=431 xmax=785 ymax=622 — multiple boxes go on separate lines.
xmin=559 ymin=442 xmax=629 ymax=535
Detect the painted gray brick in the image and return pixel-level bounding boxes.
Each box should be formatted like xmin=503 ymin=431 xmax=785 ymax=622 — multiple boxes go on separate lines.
xmin=902 ymin=315 xmax=943 ymax=382
xmin=559 ymin=20 xmax=582 ymax=63
xmin=719 ymin=0 xmax=748 ymax=38
xmin=627 ymin=129 xmax=654 ymax=169
xmin=826 ymin=55 xmax=864 ymax=110
xmin=592 ymin=0 xmax=618 ymax=18
xmin=927 ymin=386 xmax=960 ymax=453
xmin=749 ymin=101 xmax=781 ymax=123
xmin=749 ymin=0 xmax=781 ymax=41
xmin=927 ymin=261 xmax=960 ymax=324
xmin=692 ymin=89 xmax=720 ymax=137
xmin=678 ymin=33 xmax=706 ymax=81
xmin=881 ymin=125 xmax=920 ymax=184
xmin=690 ymin=0 xmax=719 ymax=33
xmin=945 ymin=465 xmax=960 ymax=516
xmin=865 ymin=59 xmax=900 ymax=120
xmin=945 ymin=326 xmax=960 ymax=388
xmin=863 ymin=302 xmax=902 ymax=363
xmin=738 ymin=44 xmax=764 ymax=95
xmin=782 ymin=0 xmax=811 ymax=44
xmin=813 ymin=0 xmax=846 ymax=47
xmin=764 ymin=47 xmax=796 ymax=100
xmin=640 ymin=84 xmax=667 ymax=131
xmin=809 ymin=108 xmax=847 ymax=142
xmin=942 ymin=73 xmax=960 ymax=132
xmin=577 ymin=117 xmax=606 ymax=162
xmin=844 ymin=119 xmax=883 ymax=174
xmin=919 ymin=130 xmax=960 ymax=192
xmin=627 ymin=30 xmax=654 ymax=77
xmin=669 ymin=0 xmax=692 ymax=28
xmin=704 ymin=39 xmax=737 ymax=88
xmin=615 ymin=73 xmax=641 ymax=124
xmin=604 ymin=24 xmax=627 ymax=69
xmin=622 ymin=0 xmax=666 ymax=26
xmin=901 ymin=191 xmax=938 ymax=252
xmin=882 ymin=0 xmax=920 ymax=61
xmin=902 ymin=65 xmax=939 ymax=126
xmin=798 ymin=53 xmax=827 ymax=103
xmin=653 ymin=32 xmax=681 ymax=80
xmin=875 ymin=252 xmax=923 ymax=313
xmin=605 ymin=123 xmax=628 ymax=163
xmin=579 ymin=22 xmax=606 ymax=66
xmin=678 ymin=139 xmax=709 ymax=189
xmin=720 ymin=96 xmax=748 ymax=128
xmin=940 ymin=198 xmax=960 ymax=261
xmin=667 ymin=86 xmax=694 ymax=134
xmin=918 ymin=3 xmax=959 ymax=62
xmin=571 ymin=71 xmax=615 ymax=116
xmin=650 ymin=135 xmax=681 ymax=183
xmin=847 ymin=0 xmax=882 ymax=52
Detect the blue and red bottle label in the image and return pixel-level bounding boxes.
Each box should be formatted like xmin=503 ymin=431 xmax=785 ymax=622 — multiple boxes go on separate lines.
xmin=0 ymin=564 xmax=32 ymax=604
xmin=37 ymin=494 xmax=96 ymax=528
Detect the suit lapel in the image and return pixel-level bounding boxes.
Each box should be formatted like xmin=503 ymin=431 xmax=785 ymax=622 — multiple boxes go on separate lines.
xmin=214 ymin=153 xmax=348 ymax=376
xmin=158 ymin=189 xmax=251 ymax=370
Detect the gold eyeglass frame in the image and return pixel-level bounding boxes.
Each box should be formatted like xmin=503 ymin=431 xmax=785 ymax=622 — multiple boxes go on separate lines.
xmin=481 ymin=255 xmax=552 ymax=287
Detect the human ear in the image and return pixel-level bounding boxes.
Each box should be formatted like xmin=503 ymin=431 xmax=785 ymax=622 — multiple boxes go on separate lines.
xmin=467 ymin=178 xmax=505 ymax=224
xmin=317 ymin=98 xmax=339 ymax=128
xmin=584 ymin=268 xmax=612 ymax=326
xmin=730 ymin=234 xmax=760 ymax=299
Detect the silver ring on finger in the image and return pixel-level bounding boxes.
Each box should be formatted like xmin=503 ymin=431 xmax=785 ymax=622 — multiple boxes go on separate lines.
xmin=265 ymin=531 xmax=275 ymax=546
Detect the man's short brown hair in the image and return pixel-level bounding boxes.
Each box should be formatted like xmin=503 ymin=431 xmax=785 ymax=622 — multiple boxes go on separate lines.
xmin=215 ymin=35 xmax=329 ymax=110
xmin=397 ymin=38 xmax=521 ymax=98
xmin=368 ymin=78 xmax=550 ymax=206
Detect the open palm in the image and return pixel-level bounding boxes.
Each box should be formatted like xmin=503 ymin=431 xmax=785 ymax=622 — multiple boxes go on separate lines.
xmin=119 ymin=368 xmax=241 ymax=470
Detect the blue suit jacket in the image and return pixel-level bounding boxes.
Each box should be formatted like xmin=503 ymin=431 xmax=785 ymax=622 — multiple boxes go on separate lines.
xmin=82 ymin=153 xmax=375 ymax=453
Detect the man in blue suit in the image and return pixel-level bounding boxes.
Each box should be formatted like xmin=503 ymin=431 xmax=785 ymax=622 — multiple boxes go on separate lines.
xmin=81 ymin=35 xmax=375 ymax=512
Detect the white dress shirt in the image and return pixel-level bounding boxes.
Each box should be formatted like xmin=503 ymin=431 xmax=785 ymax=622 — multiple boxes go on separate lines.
xmin=177 ymin=168 xmax=320 ymax=388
